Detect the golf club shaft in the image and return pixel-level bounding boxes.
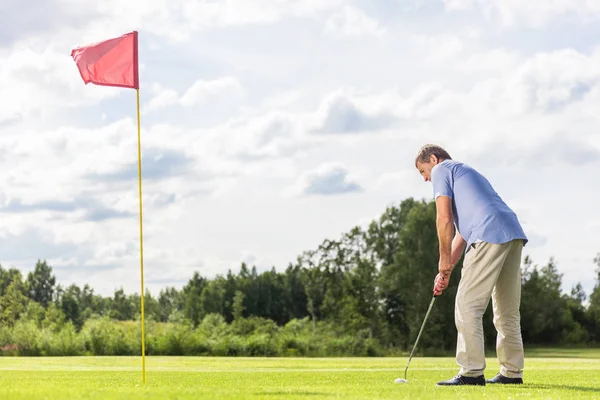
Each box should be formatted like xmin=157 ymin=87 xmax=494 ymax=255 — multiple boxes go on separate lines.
xmin=404 ymin=295 xmax=437 ymax=380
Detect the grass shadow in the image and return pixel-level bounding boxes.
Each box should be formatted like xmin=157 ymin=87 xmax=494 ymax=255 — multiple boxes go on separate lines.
xmin=524 ymin=384 xmax=600 ymax=393
xmin=258 ymin=392 xmax=327 ymax=396
xmin=523 ymin=347 xmax=600 ymax=359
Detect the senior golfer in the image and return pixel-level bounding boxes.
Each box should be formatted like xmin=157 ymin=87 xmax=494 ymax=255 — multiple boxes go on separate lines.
xmin=414 ymin=144 xmax=528 ymax=386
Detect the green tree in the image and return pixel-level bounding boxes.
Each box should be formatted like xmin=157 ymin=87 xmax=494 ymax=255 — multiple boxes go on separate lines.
xmin=520 ymin=257 xmax=573 ymax=344
xmin=588 ymin=254 xmax=600 ymax=342
xmin=367 ymin=198 xmax=418 ymax=266
xmin=373 ymin=199 xmax=419 ymax=347
xmin=183 ymin=272 xmax=207 ymax=326
xmin=25 ymin=260 xmax=56 ymax=308
xmin=378 ymin=199 xmax=455 ymax=351
xmin=250 ymin=267 xmax=287 ymax=324
xmin=344 ymin=254 xmax=382 ymax=338
xmin=283 ymin=263 xmax=308 ymax=321
xmin=157 ymin=287 xmax=183 ymax=322
xmin=79 ymin=284 xmax=97 ymax=320
xmin=232 ymin=290 xmax=245 ymax=321
xmin=109 ymin=288 xmax=136 ymax=320
xmin=200 ymin=278 xmax=226 ymax=317
xmin=562 ymin=283 xmax=590 ymax=344
xmin=141 ymin=289 xmax=160 ymax=322
xmin=301 ymin=261 xmax=326 ymax=333
xmin=0 ymin=278 xmax=30 ymax=326
xmin=22 ymin=301 xmax=46 ymax=328
xmin=0 ymin=266 xmax=24 ymax=296
xmin=43 ymin=302 xmax=67 ymax=332
xmin=61 ymin=284 xmax=82 ymax=329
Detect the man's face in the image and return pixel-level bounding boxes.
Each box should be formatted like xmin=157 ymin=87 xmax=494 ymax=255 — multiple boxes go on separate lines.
xmin=416 ymin=155 xmax=439 ymax=182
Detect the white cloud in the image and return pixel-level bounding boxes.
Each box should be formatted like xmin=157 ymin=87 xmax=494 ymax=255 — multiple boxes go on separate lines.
xmin=375 ymin=170 xmax=422 ymax=196
xmin=325 ymin=6 xmax=386 ymax=37
xmin=285 ymin=162 xmax=363 ymax=197
xmin=180 ymin=77 xmax=244 ymax=107
xmin=146 ymin=88 xmax=179 ymax=112
xmin=313 ymin=90 xmax=396 ymax=134
xmin=443 ymin=0 xmax=600 ymax=27
xmin=412 ymin=34 xmax=464 ymax=65
xmin=1 ymin=0 xmax=345 ymax=51
xmin=455 ymin=49 xmax=519 ymax=75
xmin=145 ymin=77 xmax=244 ymax=111
xmin=183 ymin=0 xmax=343 ymax=29
xmin=0 ymin=45 xmax=119 ymax=122
xmin=214 ymin=111 xmax=310 ymax=160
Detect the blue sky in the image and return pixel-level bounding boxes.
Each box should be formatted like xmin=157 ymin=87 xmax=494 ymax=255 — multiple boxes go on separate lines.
xmin=1 ymin=0 xmax=599 ymax=299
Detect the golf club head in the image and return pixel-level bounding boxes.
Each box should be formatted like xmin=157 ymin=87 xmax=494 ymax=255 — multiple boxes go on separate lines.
xmin=394 ymin=378 xmax=408 ymax=384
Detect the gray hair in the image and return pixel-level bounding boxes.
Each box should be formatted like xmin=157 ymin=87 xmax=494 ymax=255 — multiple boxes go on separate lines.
xmin=414 ymin=144 xmax=452 ymax=167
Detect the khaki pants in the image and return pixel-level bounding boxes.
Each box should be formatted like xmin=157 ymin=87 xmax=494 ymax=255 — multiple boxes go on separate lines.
xmin=455 ymin=239 xmax=525 ymax=378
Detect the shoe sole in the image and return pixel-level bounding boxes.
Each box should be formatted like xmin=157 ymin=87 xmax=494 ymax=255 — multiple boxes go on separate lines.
xmin=436 ymin=383 xmax=486 ymax=386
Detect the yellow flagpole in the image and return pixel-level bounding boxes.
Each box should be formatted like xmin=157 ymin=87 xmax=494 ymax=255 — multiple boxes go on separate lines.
xmin=136 ymin=87 xmax=146 ymax=384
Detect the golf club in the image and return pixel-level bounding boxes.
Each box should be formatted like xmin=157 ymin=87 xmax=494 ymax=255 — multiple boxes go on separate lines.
xmin=395 ymin=293 xmax=438 ymax=384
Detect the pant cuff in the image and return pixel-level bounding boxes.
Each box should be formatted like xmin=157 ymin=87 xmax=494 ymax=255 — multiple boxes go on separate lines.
xmin=500 ymin=367 xmax=523 ymax=379
xmin=459 ymin=368 xmax=485 ymax=377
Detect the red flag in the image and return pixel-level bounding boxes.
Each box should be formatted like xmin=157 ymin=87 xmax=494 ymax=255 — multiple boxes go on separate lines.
xmin=71 ymin=31 xmax=139 ymax=89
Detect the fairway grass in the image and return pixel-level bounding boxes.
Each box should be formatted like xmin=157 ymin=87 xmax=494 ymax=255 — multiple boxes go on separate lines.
xmin=1 ymin=351 xmax=599 ymax=399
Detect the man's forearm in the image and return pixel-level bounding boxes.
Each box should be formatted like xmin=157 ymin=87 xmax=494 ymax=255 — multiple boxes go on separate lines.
xmin=436 ymin=216 xmax=454 ymax=267
xmin=450 ymin=234 xmax=467 ymax=267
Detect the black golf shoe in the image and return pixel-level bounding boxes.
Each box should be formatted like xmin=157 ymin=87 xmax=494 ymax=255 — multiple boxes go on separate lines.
xmin=436 ymin=374 xmax=486 ymax=386
xmin=486 ymin=373 xmax=523 ymax=384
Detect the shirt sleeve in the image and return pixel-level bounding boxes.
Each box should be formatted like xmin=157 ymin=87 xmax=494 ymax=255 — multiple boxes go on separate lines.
xmin=431 ymin=164 xmax=453 ymax=199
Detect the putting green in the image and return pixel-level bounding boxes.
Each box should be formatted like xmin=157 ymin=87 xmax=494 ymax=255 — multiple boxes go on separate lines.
xmin=0 ymin=352 xmax=599 ymax=399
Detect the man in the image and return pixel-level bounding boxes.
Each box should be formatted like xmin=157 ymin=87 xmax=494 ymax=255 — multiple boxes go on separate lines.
xmin=414 ymin=144 xmax=528 ymax=386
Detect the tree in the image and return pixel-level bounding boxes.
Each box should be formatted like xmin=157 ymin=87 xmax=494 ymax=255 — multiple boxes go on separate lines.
xmin=25 ymin=260 xmax=56 ymax=308
xmin=43 ymin=302 xmax=67 ymax=332
xmin=283 ymin=263 xmax=308 ymax=322
xmin=61 ymin=284 xmax=82 ymax=329
xmin=563 ymin=283 xmax=590 ymax=344
xmin=200 ymin=278 xmax=226 ymax=317
xmin=253 ymin=267 xmax=287 ymax=324
xmin=589 ymin=254 xmax=600 ymax=310
xmin=378 ymin=199 xmax=456 ymax=351
xmin=232 ymin=290 xmax=245 ymax=321
xmin=0 ymin=278 xmax=30 ymax=326
xmin=300 ymin=260 xmax=326 ymax=333
xmin=157 ymin=287 xmax=183 ymax=322
xmin=0 ymin=266 xmax=24 ymax=297
xmin=109 ymin=288 xmax=136 ymax=320
xmin=588 ymin=253 xmax=600 ymax=342
xmin=183 ymin=272 xmax=207 ymax=326
xmin=142 ymin=290 xmax=160 ymax=322
xmin=520 ymin=257 xmax=573 ymax=344
xmin=367 ymin=198 xmax=418 ymax=267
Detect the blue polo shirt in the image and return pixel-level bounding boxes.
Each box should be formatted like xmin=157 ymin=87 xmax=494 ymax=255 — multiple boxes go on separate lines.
xmin=431 ymin=160 xmax=527 ymax=251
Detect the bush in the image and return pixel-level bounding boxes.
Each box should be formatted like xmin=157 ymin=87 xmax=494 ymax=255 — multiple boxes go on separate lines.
xmin=0 ymin=313 xmax=389 ymax=358
xmin=80 ymin=317 xmax=137 ymax=355
xmin=40 ymin=322 xmax=85 ymax=356
xmin=12 ymin=320 xmax=42 ymax=356
xmin=244 ymin=334 xmax=279 ymax=356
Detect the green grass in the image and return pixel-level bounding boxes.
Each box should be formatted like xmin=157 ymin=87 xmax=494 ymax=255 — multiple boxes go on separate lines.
xmin=1 ymin=349 xmax=599 ymax=399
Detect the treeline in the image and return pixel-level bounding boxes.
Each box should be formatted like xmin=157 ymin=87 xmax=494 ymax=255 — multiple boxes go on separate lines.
xmin=1 ymin=198 xmax=599 ymax=357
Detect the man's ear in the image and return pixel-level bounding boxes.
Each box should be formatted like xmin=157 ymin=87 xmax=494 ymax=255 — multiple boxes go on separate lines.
xmin=430 ymin=154 xmax=438 ymax=164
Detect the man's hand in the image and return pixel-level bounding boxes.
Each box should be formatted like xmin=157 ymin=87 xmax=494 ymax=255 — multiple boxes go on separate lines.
xmin=434 ymin=272 xmax=450 ymax=296
xmin=434 ymin=256 xmax=454 ymax=296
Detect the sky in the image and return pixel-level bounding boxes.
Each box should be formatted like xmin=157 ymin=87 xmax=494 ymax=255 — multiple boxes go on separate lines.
xmin=1 ymin=0 xmax=599 ymax=299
